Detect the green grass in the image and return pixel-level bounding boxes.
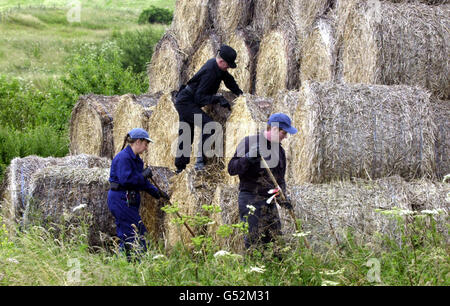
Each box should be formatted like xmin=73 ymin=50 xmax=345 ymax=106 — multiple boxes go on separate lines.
xmin=0 ymin=7 xmax=167 ymax=83
xmin=1 ymin=207 xmax=448 ymax=286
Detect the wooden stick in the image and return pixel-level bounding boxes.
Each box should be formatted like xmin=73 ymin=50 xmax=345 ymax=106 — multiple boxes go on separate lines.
xmin=259 ymin=156 xmax=310 ymax=249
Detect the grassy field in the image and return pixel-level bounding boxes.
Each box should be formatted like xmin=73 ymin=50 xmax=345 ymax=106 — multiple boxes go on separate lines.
xmin=0 ymin=2 xmax=169 ymax=84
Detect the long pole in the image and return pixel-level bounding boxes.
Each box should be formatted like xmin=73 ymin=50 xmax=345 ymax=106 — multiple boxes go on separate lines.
xmin=259 ymin=156 xmax=310 ymax=249
xmin=148 ymin=176 xmax=196 ymax=238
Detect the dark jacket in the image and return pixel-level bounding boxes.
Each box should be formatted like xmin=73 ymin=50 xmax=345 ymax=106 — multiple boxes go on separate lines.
xmin=109 ymin=145 xmax=160 ymax=199
xmin=178 ymin=58 xmax=243 ymax=107
xmin=228 ymin=133 xmax=286 ymax=196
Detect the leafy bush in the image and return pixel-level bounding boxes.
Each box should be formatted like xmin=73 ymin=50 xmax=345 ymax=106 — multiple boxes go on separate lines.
xmin=61 ymin=41 xmax=148 ymax=96
xmin=111 ymin=27 xmax=163 ymax=74
xmin=138 ymin=6 xmax=173 ymax=25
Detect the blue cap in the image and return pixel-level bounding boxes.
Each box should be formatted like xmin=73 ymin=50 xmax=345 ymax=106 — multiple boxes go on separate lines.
xmin=267 ymin=113 xmax=298 ymax=134
xmin=128 ymin=128 xmax=153 ymax=143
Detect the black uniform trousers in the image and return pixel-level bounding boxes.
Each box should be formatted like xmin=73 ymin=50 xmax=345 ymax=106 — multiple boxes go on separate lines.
xmin=174 ymin=98 xmax=214 ymax=171
xmin=238 ymin=191 xmax=282 ymax=249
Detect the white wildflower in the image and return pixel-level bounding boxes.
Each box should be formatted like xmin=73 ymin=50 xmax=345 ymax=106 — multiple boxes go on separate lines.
xmin=319 ymin=268 xmax=344 ymax=276
xmin=214 ymin=250 xmax=231 ymax=258
xmin=6 ymin=258 xmax=19 ymax=264
xmin=321 ymin=280 xmax=339 ymax=286
xmin=293 ymin=231 xmax=311 ymax=238
xmin=246 ymin=266 xmax=266 ymax=273
xmin=420 ymin=209 xmax=445 ymax=215
xmin=152 ymin=254 xmax=166 ymax=260
xmin=246 ymin=205 xmax=256 ymax=214
xmin=72 ymin=204 xmax=87 ymax=212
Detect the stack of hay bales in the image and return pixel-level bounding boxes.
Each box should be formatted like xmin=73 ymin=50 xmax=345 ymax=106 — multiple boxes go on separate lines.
xmin=70 ymin=94 xmax=121 ymax=159
xmin=431 ymin=100 xmax=450 ymax=180
xmin=112 ymin=93 xmax=161 ymax=156
xmin=339 ymin=0 xmax=449 ymax=99
xmin=224 ymin=94 xmax=273 ymax=185
xmin=281 ymin=176 xmax=449 ymax=249
xmin=170 ymin=0 xmax=211 ymax=55
xmin=0 ymin=154 xmax=110 ymax=229
xmin=165 ymin=166 xmax=222 ymax=248
xmin=147 ymin=32 xmax=185 ymax=94
xmin=290 ymin=81 xmax=436 ymax=185
xmin=23 ymin=166 xmax=113 ymax=247
xmin=140 ymin=166 xmax=175 ymax=242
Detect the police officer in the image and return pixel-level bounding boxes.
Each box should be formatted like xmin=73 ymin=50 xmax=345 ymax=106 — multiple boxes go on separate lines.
xmin=227 ymin=113 xmax=297 ymax=251
xmin=108 ymin=128 xmax=167 ymax=260
xmin=175 ymin=45 xmax=243 ymax=173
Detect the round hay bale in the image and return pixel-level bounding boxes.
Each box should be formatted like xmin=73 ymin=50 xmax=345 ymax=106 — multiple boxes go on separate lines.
xmin=165 ymin=166 xmax=221 ymax=248
xmin=431 ymin=100 xmax=450 ymax=180
xmin=140 ymin=166 xmax=175 ymax=242
xmin=253 ymin=0 xmax=296 ymax=36
xmin=290 ymin=81 xmax=436 ymax=185
xmin=300 ymin=17 xmax=337 ymax=83
xmin=144 ymin=92 xmax=179 ymax=170
xmin=23 ymin=166 xmax=114 ymax=247
xmin=184 ymin=33 xmax=220 ymax=82
xmin=220 ymin=30 xmax=255 ymax=94
xmin=293 ymin=0 xmax=335 ymax=43
xmin=147 ymin=32 xmax=185 ymax=94
xmin=212 ymin=0 xmax=252 ymax=35
xmin=0 ymin=154 xmax=110 ymax=228
xmin=340 ymin=1 xmax=450 ymax=99
xmin=224 ymin=94 xmax=273 ymax=185
xmin=70 ymin=94 xmax=120 ymax=159
xmin=255 ymin=29 xmax=299 ymax=98
xmin=112 ymin=93 xmax=161 ymax=156
xmin=171 ymin=0 xmax=211 ymax=54
xmin=281 ymin=176 xmax=450 ymax=250
xmin=209 ymin=184 xmax=243 ymax=252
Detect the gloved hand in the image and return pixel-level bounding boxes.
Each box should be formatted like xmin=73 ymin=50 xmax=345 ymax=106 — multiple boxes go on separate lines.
xmin=159 ymin=190 xmax=170 ymax=200
xmin=278 ymin=197 xmax=293 ymax=210
xmin=245 ymin=144 xmax=260 ymax=164
xmin=218 ymin=96 xmax=232 ymax=111
xmin=142 ymin=167 xmax=153 ymax=179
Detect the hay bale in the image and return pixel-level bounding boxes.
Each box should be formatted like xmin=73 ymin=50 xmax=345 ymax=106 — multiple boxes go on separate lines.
xmin=224 ymin=94 xmax=273 ymax=185
xmin=70 ymin=94 xmax=120 ymax=159
xmin=171 ymin=0 xmax=211 ymax=54
xmin=220 ymin=30 xmax=256 ymax=94
xmin=209 ymin=184 xmax=243 ymax=252
xmin=112 ymin=93 xmax=161 ymax=156
xmin=212 ymin=0 xmax=252 ymax=35
xmin=165 ymin=166 xmax=221 ymax=248
xmin=431 ymin=100 xmax=450 ymax=180
xmin=144 ymin=92 xmax=179 ymax=170
xmin=290 ymin=81 xmax=436 ymax=185
xmin=0 ymin=154 xmax=110 ymax=228
xmin=255 ymin=28 xmax=299 ymax=97
xmin=23 ymin=166 xmax=114 ymax=247
xmin=281 ymin=176 xmax=448 ymax=249
xmin=253 ymin=0 xmax=296 ymax=36
xmin=140 ymin=166 xmax=175 ymax=242
xmin=183 ymin=33 xmax=220 ymax=82
xmin=339 ymin=1 xmax=450 ymax=99
xmin=300 ymin=17 xmax=338 ymax=83
xmin=293 ymin=0 xmax=335 ymax=42
xmin=147 ymin=32 xmax=185 ymax=94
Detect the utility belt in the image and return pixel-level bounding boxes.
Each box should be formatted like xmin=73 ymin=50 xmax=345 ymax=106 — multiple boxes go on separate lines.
xmin=110 ymin=182 xmax=139 ymax=207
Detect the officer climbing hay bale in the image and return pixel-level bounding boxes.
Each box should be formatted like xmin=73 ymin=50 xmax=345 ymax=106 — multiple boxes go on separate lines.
xmin=228 ymin=113 xmax=298 ymax=254
xmin=175 ymin=45 xmax=243 ymax=173
xmin=108 ymin=128 xmax=169 ymax=261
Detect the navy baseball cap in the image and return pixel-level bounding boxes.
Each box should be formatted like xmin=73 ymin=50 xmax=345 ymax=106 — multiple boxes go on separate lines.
xmin=267 ymin=113 xmax=298 ymax=134
xmin=128 ymin=128 xmax=153 ymax=143
xmin=219 ymin=45 xmax=237 ymax=68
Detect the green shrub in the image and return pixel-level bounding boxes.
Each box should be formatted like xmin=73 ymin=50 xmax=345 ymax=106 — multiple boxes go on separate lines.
xmin=111 ymin=27 xmax=163 ymax=74
xmin=138 ymin=6 xmax=173 ymax=25
xmin=61 ymin=41 xmax=148 ymax=96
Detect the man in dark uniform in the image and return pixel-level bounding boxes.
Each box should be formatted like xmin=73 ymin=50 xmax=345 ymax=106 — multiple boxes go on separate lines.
xmin=175 ymin=45 xmax=243 ymax=173
xmin=228 ymin=113 xmax=297 ymax=250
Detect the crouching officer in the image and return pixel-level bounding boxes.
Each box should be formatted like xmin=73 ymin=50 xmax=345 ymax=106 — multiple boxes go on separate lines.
xmin=227 ymin=113 xmax=297 ymax=252
xmin=107 ymin=128 xmax=168 ymax=260
xmin=175 ymin=44 xmax=243 ymax=173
